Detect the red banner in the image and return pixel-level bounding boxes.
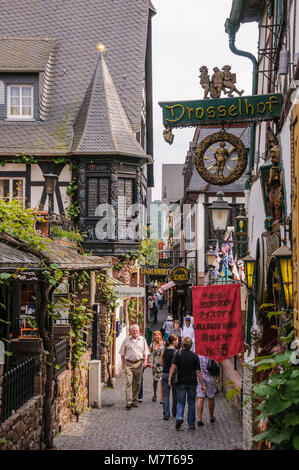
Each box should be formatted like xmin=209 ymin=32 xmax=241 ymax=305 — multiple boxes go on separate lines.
xmin=192 ymin=283 xmax=244 ymax=362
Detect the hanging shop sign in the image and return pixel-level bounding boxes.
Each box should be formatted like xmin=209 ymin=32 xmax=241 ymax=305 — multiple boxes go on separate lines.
xmin=159 ymin=93 xmax=283 ymax=128
xmin=192 ymin=283 xmax=244 ymax=362
xmin=158 ymin=258 xmax=172 ymax=268
xmin=113 ymin=286 xmax=145 ymax=298
xmin=194 ymin=130 xmax=248 ymax=185
xmin=171 ymin=265 xmax=190 ymax=285
xmin=140 ymin=267 xmax=169 ymax=276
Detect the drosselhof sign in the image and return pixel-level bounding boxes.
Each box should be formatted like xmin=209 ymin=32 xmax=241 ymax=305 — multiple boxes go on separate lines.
xmin=159 ymin=93 xmax=283 ymax=127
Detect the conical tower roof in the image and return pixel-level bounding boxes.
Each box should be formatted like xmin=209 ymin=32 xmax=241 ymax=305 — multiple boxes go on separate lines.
xmin=72 ymin=51 xmax=151 ymax=160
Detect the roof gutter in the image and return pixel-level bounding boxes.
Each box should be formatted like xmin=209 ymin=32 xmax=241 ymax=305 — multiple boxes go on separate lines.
xmin=225 ymin=1 xmax=258 ymax=189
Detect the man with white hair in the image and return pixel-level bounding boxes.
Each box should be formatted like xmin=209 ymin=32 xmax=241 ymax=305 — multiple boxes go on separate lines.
xmin=120 ymin=324 xmax=150 ymax=409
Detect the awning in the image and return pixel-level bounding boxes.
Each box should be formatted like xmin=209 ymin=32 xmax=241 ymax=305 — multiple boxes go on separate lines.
xmin=158 ymin=280 xmax=176 ymax=294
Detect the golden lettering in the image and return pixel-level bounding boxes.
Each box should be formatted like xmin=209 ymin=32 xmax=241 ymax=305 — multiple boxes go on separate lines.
xmin=187 ymin=107 xmax=194 ymax=120
xmin=266 ymin=96 xmax=279 ymax=113
xmin=217 ymin=105 xmax=226 ymax=117
xmin=207 ymin=106 xmax=216 ymax=118
xmin=257 ymin=101 xmax=266 ymax=113
xmin=196 ymin=107 xmax=204 ymax=119
xmin=229 ymin=104 xmax=237 ymax=116
xmin=165 ymin=104 xmax=185 ymax=123
xmin=245 ymin=99 xmax=254 ymax=115
xmin=239 ymin=98 xmax=242 ymax=115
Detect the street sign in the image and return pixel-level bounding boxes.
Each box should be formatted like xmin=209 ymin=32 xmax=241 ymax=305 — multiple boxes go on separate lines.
xmin=171 ymin=265 xmax=190 ymax=285
xmin=159 ymin=93 xmax=283 ymax=128
xmin=113 ymin=286 xmax=145 ymax=298
xmin=158 ymin=258 xmax=172 ymax=268
xmin=140 ymin=267 xmax=169 ymax=276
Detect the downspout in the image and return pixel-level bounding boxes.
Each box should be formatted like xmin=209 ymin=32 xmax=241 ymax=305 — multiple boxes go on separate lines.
xmin=225 ymin=17 xmax=258 ymax=189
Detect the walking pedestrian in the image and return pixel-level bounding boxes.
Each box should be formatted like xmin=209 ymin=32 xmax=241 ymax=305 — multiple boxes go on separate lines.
xmin=157 ymin=292 xmax=163 ymax=310
xmin=161 ymin=334 xmax=179 ymax=420
xmin=161 ymin=315 xmax=173 ymax=341
xmin=120 ymin=324 xmax=150 ymax=409
xmin=152 ymin=302 xmax=158 ymax=323
xmin=148 ymin=296 xmax=155 ymax=319
xmin=150 ymin=330 xmax=164 ymax=403
xmin=181 ymin=316 xmax=195 ymax=352
xmin=168 ymin=337 xmax=206 ymax=430
xmin=169 ymin=319 xmax=182 ymax=349
xmin=196 ymin=355 xmax=218 ymax=427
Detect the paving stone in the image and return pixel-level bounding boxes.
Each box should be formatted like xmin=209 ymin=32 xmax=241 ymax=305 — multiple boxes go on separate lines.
xmin=54 ymin=308 xmax=243 ymax=450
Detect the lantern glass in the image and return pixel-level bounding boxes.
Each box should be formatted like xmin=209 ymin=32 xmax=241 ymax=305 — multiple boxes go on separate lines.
xmin=273 ymin=244 xmax=293 ymax=307
xmin=209 ymin=192 xmax=230 ymax=231
xmin=243 ymin=254 xmax=255 ymax=289
xmin=206 ymin=247 xmax=215 ymax=267
xmin=43 ymin=174 xmax=58 ymax=195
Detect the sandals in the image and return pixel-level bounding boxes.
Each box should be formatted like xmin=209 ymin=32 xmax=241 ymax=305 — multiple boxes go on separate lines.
xmin=152 ymin=396 xmax=157 ymax=402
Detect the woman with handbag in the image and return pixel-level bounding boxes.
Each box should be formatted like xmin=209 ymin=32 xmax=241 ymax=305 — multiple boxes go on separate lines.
xmin=161 ymin=334 xmax=179 ymax=420
xmin=149 ymin=330 xmax=164 ymax=403
xmin=196 ymin=355 xmax=219 ymax=427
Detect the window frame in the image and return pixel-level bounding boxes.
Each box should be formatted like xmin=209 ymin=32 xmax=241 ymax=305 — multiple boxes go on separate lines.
xmin=0 ymin=177 xmax=25 ymax=207
xmin=7 ymin=84 xmax=34 ymax=120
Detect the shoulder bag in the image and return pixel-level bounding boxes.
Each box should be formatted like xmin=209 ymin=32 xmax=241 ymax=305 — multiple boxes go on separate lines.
xmin=206 ymin=358 xmax=220 ymax=377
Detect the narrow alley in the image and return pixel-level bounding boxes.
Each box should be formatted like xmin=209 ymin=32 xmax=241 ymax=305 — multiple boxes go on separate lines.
xmin=54 ymin=308 xmax=243 ymax=451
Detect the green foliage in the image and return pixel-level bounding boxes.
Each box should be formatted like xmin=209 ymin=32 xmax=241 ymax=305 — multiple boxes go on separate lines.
xmin=51 ymin=225 xmax=83 ymax=244
xmin=0 ymin=199 xmax=47 ymax=250
xmin=251 ymin=348 xmax=299 ymax=449
xmin=12 ymin=153 xmax=38 ymax=164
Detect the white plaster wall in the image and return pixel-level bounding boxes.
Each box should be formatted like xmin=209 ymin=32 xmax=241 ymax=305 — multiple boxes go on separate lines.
xmin=115 ymin=326 xmax=127 ymax=376
xmin=0 ymin=163 xmax=26 ymax=172
xmin=31 ymin=164 xmax=43 ymax=181
xmin=59 ymin=164 xmax=71 ymax=182
xmin=196 ymin=194 xmax=205 ymax=274
xmin=280 ymin=118 xmax=292 ymax=217
xmin=247 ymin=179 xmax=266 ymax=258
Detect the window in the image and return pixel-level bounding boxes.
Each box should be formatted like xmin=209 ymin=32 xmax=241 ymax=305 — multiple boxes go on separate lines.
xmin=118 ymin=178 xmax=135 ymax=219
xmin=87 ymin=177 xmax=109 ymax=217
xmin=7 ymin=85 xmax=33 ymax=119
xmin=118 ymin=178 xmax=135 ymax=240
xmin=0 ymin=178 xmax=25 ymax=206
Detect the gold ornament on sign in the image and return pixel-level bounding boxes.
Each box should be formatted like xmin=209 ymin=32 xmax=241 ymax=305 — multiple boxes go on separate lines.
xmin=163 ymin=126 xmax=174 ymax=145
xmin=199 ymin=65 xmax=244 ymax=99
xmin=194 ymin=131 xmax=248 ymax=185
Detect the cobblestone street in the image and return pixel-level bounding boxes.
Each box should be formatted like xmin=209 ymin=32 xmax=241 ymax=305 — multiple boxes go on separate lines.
xmin=54 ymin=309 xmax=243 ymax=451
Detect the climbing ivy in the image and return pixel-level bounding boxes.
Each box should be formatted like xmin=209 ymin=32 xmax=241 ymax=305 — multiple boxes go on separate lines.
xmin=246 ymin=304 xmax=299 ymax=450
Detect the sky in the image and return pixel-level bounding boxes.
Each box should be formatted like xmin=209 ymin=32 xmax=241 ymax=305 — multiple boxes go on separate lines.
xmin=151 ymin=0 xmax=259 ymax=201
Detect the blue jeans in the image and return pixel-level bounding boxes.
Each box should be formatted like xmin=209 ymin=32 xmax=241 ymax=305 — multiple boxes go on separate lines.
xmin=176 ymin=383 xmax=197 ymax=427
xmin=162 ymin=373 xmax=177 ymax=419
xmin=138 ymin=373 xmax=144 ymax=399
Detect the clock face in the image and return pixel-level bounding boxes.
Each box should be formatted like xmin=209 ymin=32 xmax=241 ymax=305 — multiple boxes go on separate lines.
xmin=195 ymin=131 xmax=247 ymax=185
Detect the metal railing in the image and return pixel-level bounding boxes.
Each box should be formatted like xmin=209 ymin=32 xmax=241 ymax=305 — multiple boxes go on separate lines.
xmin=0 ymin=357 xmax=35 ymax=423
xmin=55 ymin=338 xmax=68 ymax=374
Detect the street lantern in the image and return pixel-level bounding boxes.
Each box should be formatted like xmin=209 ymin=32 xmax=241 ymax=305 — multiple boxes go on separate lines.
xmin=43 ymin=173 xmax=58 ymax=196
xmin=243 ymin=253 xmax=255 ymax=290
xmin=206 ymin=246 xmax=215 ymax=268
xmin=42 ymin=173 xmax=58 ymax=219
xmin=272 ymin=243 xmax=293 ymax=308
xmin=209 ymin=192 xmax=230 ymax=232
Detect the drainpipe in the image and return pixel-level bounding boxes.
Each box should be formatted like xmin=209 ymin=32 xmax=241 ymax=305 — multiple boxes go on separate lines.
xmin=225 ymin=17 xmax=258 ymax=190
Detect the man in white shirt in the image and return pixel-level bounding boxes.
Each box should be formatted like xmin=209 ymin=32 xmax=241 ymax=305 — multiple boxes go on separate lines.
xmin=182 ymin=316 xmax=195 ymax=352
xmin=120 ymin=324 xmax=150 ymax=409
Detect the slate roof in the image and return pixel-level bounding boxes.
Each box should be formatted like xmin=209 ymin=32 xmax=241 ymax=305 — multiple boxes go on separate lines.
xmin=0 ymin=0 xmax=151 ymax=157
xmin=0 ymin=240 xmax=43 ymax=269
xmin=0 ymin=232 xmax=110 ymax=271
xmin=72 ymin=54 xmax=151 ymax=160
xmin=185 ymin=126 xmax=250 ymax=194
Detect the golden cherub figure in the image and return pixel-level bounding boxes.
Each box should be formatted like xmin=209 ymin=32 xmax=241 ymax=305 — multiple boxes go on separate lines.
xmin=214 ymin=141 xmax=229 ymax=177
